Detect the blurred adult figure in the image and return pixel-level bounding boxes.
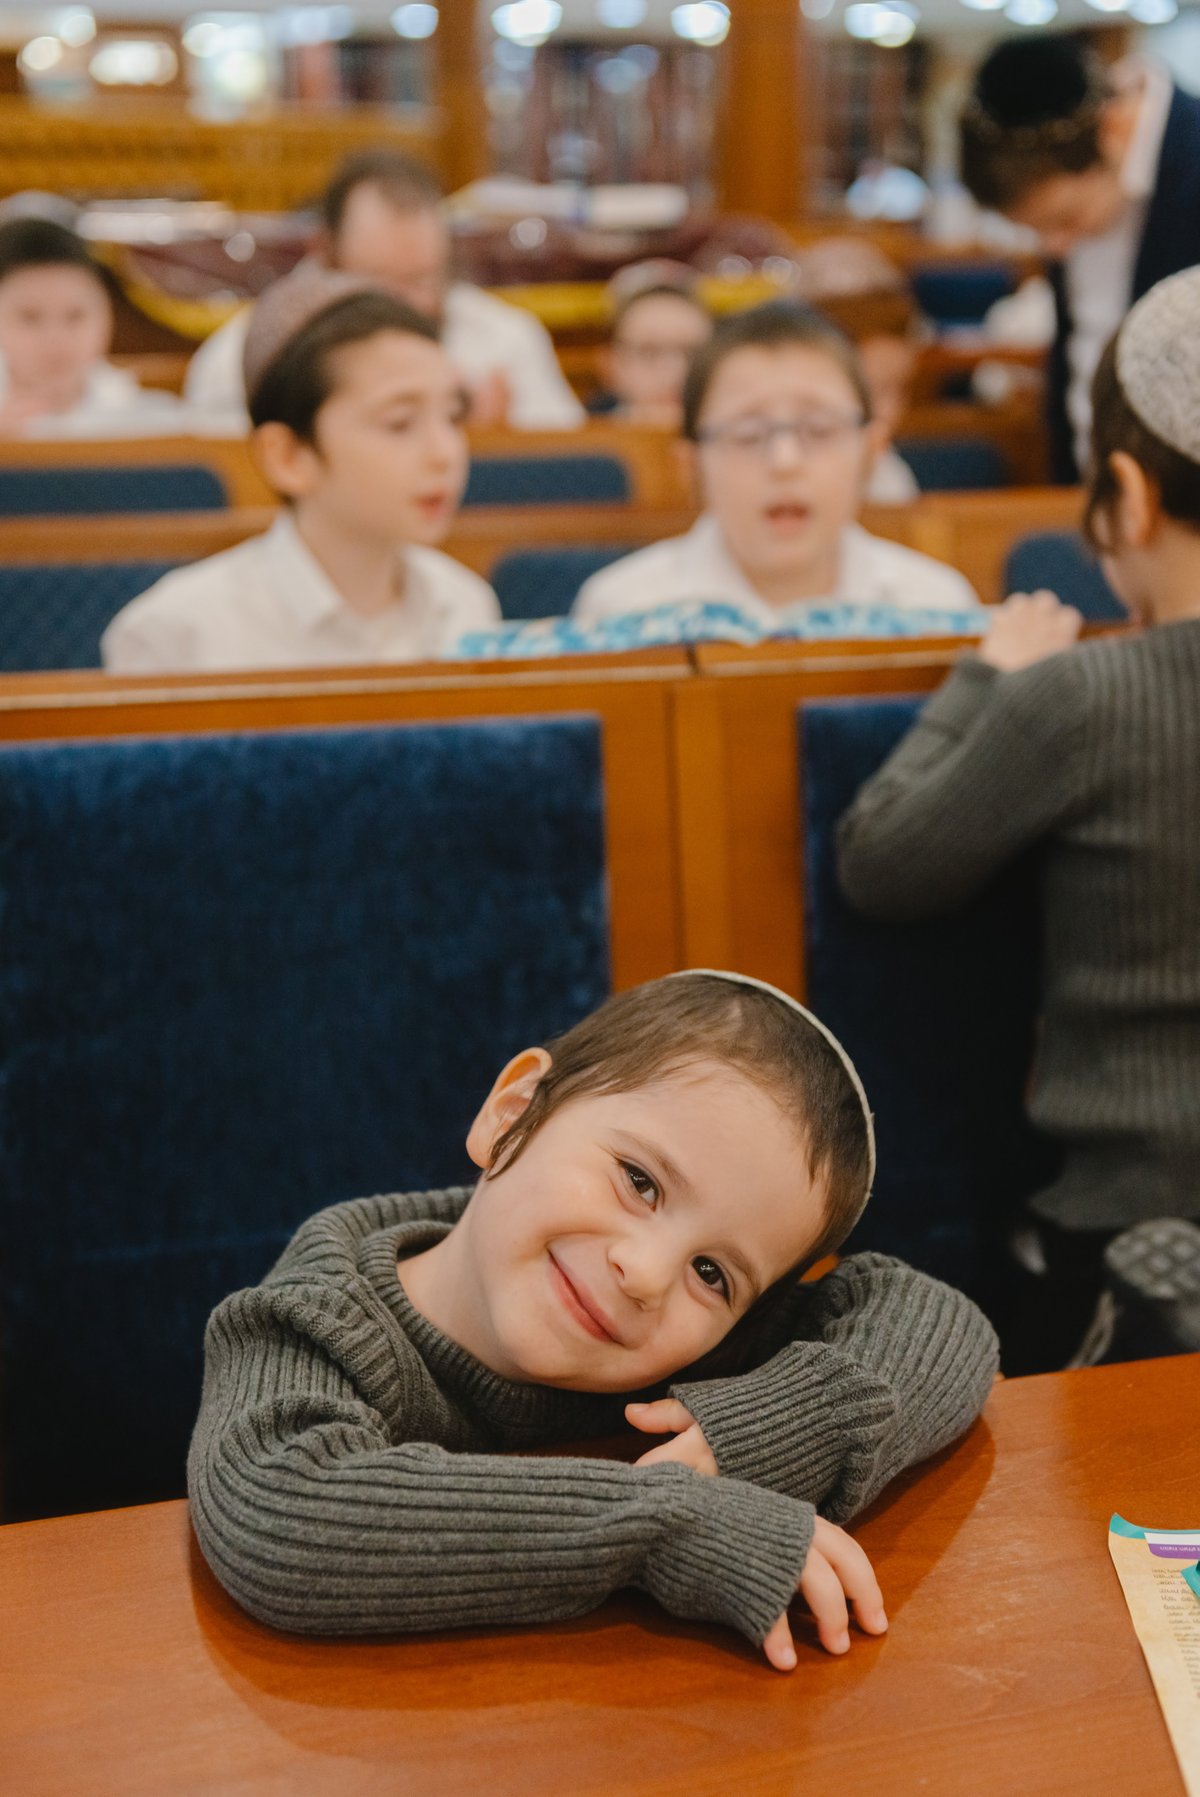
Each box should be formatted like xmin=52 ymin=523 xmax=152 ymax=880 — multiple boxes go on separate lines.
xmin=961 ymin=34 xmax=1200 ymax=481
xmin=184 ymin=149 xmax=584 ymax=431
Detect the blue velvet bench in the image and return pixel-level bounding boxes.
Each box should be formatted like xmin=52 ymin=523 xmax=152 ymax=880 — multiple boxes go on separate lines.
xmin=800 ymin=695 xmax=1057 ymax=1303
xmin=0 ymin=716 xmax=610 ymax=1519
xmin=0 ymin=560 xmax=184 ymax=671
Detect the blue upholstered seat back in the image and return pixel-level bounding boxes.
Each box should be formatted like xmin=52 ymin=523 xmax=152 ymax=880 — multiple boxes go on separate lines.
xmin=909 ymin=264 xmax=1014 ymax=326
xmin=0 ymin=465 xmax=228 ymax=516
xmin=800 ymin=697 xmax=1056 ymax=1297
xmin=0 ymin=717 xmax=610 ymax=1519
xmin=1004 ymin=531 xmax=1125 ymax=622
xmin=491 ymin=545 xmax=634 ymax=619
xmin=463 ymin=454 xmax=631 ymax=507
xmin=894 ymin=436 xmax=1011 ymax=491
xmin=0 ymin=560 xmax=183 ymax=671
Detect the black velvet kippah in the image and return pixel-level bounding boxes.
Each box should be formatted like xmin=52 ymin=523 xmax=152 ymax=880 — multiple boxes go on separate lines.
xmin=974 ymin=36 xmax=1092 ymax=130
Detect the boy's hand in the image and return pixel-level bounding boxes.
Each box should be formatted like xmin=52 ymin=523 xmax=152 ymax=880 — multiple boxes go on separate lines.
xmin=980 ymin=590 xmax=1083 ymax=672
xmin=762 ymin=1517 xmax=887 ymax=1672
xmin=626 ymin=1399 xmax=718 ymax=1477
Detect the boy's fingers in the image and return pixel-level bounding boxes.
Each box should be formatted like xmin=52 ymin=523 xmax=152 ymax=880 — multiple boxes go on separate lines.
xmin=798 ymin=1549 xmax=850 ymax=1655
xmin=761 ymin=1611 xmax=797 ymax=1672
xmin=625 ymin=1398 xmax=693 ymax=1435
xmin=633 ymin=1438 xmax=686 ymax=1468
xmin=814 ymin=1525 xmax=887 ymax=1635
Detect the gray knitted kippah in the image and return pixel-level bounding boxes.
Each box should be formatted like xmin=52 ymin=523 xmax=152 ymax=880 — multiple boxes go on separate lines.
xmin=1116 ymin=267 xmax=1200 ymax=465
xmin=242 ymin=265 xmax=385 ymax=401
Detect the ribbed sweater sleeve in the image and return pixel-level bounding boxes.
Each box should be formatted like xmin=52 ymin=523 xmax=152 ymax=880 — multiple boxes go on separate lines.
xmin=836 ymin=653 xmax=1092 ymax=920
xmin=671 ymin=1255 xmax=997 ymax=1518
xmin=188 ymin=1281 xmax=814 ymax=1647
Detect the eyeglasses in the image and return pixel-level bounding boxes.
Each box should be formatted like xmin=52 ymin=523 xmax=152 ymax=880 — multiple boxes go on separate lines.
xmin=697 ymin=413 xmax=867 ymax=457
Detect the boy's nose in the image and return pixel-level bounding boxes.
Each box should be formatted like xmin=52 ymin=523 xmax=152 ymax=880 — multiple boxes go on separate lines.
xmin=608 ymin=1237 xmax=673 ymax=1309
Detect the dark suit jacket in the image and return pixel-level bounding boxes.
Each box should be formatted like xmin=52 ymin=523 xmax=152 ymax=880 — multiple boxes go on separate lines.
xmin=1047 ymin=82 xmax=1200 ymax=483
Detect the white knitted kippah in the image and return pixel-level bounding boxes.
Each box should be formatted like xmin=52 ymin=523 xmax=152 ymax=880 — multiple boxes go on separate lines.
xmin=1115 ymin=267 xmax=1200 ymax=465
xmin=667 ymin=968 xmax=877 ymax=1220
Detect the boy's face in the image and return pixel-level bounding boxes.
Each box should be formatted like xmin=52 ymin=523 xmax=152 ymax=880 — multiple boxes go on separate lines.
xmin=0 ymin=263 xmax=111 ymax=401
xmin=329 ymin=189 xmax=449 ymax=322
xmin=461 ymin=1059 xmax=827 ymax=1393
xmin=606 ymin=292 xmax=713 ymax=423
xmin=1004 ymin=165 xmax=1128 ymax=261
xmin=694 ymin=344 xmax=879 ymax=592
xmin=259 ymin=328 xmax=469 ymax=544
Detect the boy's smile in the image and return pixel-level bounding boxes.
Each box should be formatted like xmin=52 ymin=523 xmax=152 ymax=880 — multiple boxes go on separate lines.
xmin=399 ymin=1059 xmax=829 ymax=1394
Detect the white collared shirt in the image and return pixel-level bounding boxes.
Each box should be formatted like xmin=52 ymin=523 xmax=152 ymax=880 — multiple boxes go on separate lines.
xmin=1064 ymin=59 xmax=1173 ymax=470
xmin=182 ymin=281 xmax=584 ymax=431
xmin=101 ymin=511 xmax=500 ymax=674
xmin=571 ymin=513 xmax=981 ymax=628
xmin=0 ymin=355 xmax=186 ymax=437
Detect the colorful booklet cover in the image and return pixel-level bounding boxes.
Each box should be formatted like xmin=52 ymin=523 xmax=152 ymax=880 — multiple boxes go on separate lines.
xmin=1108 ymin=1515 xmax=1200 ymax=1796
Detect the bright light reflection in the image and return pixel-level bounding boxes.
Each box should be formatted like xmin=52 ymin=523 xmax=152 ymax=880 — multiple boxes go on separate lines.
xmin=670 ymin=3 xmax=730 ymax=45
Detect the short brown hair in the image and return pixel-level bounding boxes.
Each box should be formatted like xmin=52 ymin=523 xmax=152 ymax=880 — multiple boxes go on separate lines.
xmin=247 ymin=289 xmax=440 ymax=443
xmin=321 ymin=148 xmax=443 ymax=239
xmin=1083 ymin=336 xmax=1200 ymax=554
xmin=960 ymin=36 xmax=1110 ymax=213
xmin=681 ymin=300 xmax=872 ymax=442
xmin=488 ymin=973 xmax=873 ymax=1271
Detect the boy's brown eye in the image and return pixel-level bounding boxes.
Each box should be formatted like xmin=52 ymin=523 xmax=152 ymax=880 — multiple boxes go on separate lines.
xmin=692 ymin=1257 xmax=730 ymax=1298
xmin=621 ymin=1160 xmax=657 ymax=1203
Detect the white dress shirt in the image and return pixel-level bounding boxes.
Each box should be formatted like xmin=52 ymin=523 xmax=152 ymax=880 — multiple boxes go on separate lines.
xmin=1064 ymin=59 xmax=1173 ymax=471
xmin=101 ymin=510 xmax=500 ymax=674
xmin=866 ymin=446 xmax=920 ymax=505
xmin=0 ymin=356 xmax=187 ymax=437
xmin=572 ymin=513 xmax=981 ymax=628
xmin=182 ymin=282 xmax=584 ymax=431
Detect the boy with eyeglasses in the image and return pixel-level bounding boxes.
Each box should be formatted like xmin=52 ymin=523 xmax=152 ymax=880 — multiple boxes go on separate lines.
xmin=572 ymin=300 xmax=980 ymax=631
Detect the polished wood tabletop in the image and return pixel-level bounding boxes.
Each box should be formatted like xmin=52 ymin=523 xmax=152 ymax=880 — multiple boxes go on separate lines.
xmin=3 ymin=1355 xmax=1196 ymax=1797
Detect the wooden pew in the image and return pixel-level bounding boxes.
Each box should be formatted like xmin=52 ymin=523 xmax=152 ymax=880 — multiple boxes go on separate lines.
xmin=674 ymin=636 xmax=993 ymax=998
xmin=0 ymin=652 xmax=691 ymax=995
xmin=864 ymin=487 xmax=1085 ymax=605
xmin=0 ymin=435 xmax=275 ymax=510
xmin=466 ymin=422 xmax=690 ymax=510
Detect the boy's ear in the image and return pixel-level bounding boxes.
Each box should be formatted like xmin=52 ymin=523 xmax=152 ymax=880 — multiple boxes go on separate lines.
xmin=1097 ymin=92 xmax=1140 ymax=172
xmin=465 ymin=1047 xmax=553 ymax=1171
xmin=1108 ymin=450 xmax=1159 ymax=550
xmin=251 ymin=421 xmax=321 ymax=502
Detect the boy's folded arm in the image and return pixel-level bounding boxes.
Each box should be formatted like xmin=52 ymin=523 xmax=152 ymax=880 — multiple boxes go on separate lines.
xmin=188 ymin=1320 xmax=812 ymax=1648
xmin=670 ymin=1254 xmax=999 ymax=1519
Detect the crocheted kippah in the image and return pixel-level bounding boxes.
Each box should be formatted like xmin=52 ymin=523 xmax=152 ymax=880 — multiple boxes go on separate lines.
xmin=1116 ymin=267 xmax=1200 ymax=466
xmin=668 ymin=968 xmax=877 ymax=1215
xmin=242 ymin=265 xmax=386 ymax=402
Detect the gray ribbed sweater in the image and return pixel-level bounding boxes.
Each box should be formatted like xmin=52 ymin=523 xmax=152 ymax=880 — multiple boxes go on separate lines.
xmin=837 ymin=623 xmax=1200 ymax=1229
xmin=188 ymin=1186 xmax=997 ymax=1648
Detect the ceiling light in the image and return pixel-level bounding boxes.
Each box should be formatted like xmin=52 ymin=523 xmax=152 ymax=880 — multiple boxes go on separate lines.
xmin=89 ymin=40 xmax=179 ymax=86
xmin=1128 ymin=0 xmax=1176 ymax=17
xmin=492 ymin=0 xmax=562 ymax=45
xmin=597 ymin=0 xmax=647 ymax=23
xmin=392 ymin=4 xmax=438 ymax=36
xmin=1005 ymin=0 xmax=1057 ymax=21
xmin=844 ymin=1 xmax=917 ymax=44
xmin=957 ymin=0 xmax=1008 ymax=12
xmin=59 ymin=9 xmax=96 ymax=47
xmin=18 ymin=36 xmax=65 ymax=75
xmin=671 ymin=2 xmax=730 ymax=44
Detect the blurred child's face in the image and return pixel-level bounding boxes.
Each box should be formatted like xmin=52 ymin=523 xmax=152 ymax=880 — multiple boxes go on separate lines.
xmin=856 ymin=334 xmax=916 ymax=439
xmin=0 ymin=264 xmax=111 ymax=401
xmin=694 ymin=344 xmax=879 ymax=595
xmin=261 ymin=329 xmax=469 ymax=544
xmin=330 ymin=189 xmax=449 ymax=321
xmin=461 ymin=1058 xmax=827 ymax=1392
xmin=606 ymin=293 xmax=712 ymax=423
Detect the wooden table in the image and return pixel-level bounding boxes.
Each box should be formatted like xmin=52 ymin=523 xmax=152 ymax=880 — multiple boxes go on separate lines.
xmin=3 ymin=1356 xmax=1195 ymax=1797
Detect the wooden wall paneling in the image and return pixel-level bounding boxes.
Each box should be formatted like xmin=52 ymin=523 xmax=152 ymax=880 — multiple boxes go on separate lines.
xmin=435 ymin=0 xmax=489 ymax=193
xmin=0 ymin=653 xmax=692 ymax=994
